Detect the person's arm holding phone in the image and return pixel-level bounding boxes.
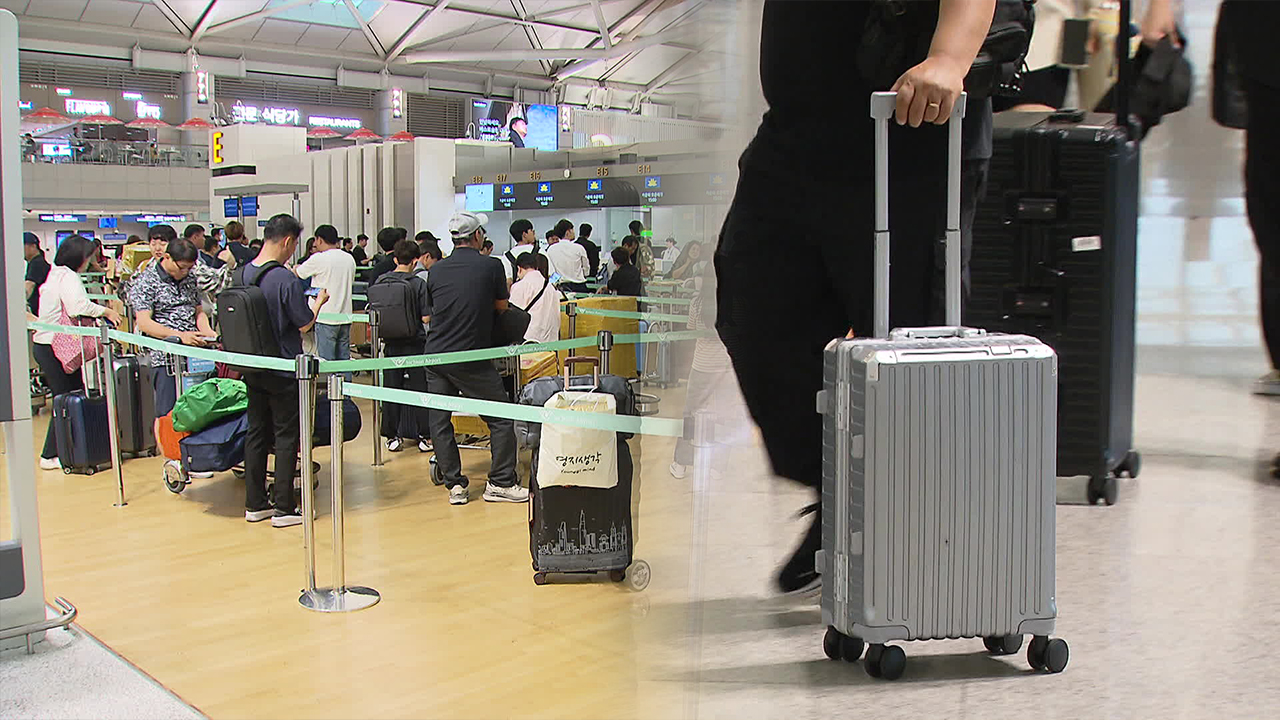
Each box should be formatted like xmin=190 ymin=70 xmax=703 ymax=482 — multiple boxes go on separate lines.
xmin=890 ymin=0 xmax=997 ymax=127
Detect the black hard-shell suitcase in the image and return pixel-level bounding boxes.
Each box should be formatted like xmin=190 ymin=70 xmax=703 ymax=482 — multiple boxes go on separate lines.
xmin=53 ymin=391 xmax=113 ymax=475
xmin=967 ymin=109 xmax=1141 ymax=505
xmin=113 ymin=355 xmax=156 ymax=457
xmin=516 ymin=357 xmax=647 ymax=588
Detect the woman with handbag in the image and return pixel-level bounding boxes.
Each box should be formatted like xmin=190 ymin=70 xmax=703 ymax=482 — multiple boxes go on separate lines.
xmin=32 ymin=234 xmax=122 ymax=471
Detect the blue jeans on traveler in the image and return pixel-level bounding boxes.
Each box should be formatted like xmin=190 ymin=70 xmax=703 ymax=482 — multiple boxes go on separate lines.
xmin=314 ymin=322 xmax=351 ymax=381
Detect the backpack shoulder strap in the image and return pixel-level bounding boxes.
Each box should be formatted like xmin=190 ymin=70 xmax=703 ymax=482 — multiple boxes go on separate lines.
xmin=247 ymin=261 xmax=284 ymax=288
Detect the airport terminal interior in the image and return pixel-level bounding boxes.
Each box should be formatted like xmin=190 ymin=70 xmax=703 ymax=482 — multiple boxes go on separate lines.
xmin=5 ymin=0 xmax=1280 ymax=718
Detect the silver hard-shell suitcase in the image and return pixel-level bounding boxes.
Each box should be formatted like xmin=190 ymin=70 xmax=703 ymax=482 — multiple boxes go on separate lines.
xmin=815 ymin=92 xmax=1068 ymax=680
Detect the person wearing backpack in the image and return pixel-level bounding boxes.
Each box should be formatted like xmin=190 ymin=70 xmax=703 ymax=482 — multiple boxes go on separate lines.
xmin=509 ymin=251 xmax=564 ymax=343
xmin=218 ymin=213 xmax=329 ymax=528
xmin=368 ymin=239 xmax=433 ymax=454
xmin=499 ymin=218 xmax=539 ymax=287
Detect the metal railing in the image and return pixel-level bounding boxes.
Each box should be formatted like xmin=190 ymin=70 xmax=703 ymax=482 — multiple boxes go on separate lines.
xmin=21 ymin=140 xmax=209 ymax=168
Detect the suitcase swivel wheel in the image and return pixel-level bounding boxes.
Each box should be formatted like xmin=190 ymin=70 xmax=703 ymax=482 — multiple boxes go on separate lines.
xmin=1027 ymin=635 xmax=1069 ymax=673
xmin=983 ymin=634 xmax=1024 ymax=655
xmin=1087 ymin=475 xmax=1119 ymax=506
xmin=430 ymin=456 xmax=445 ymax=486
xmin=532 ymin=572 xmax=547 ymax=586
xmin=626 ymin=560 xmax=651 ymax=591
xmin=609 ymin=569 xmax=626 ymax=583
xmin=864 ymin=644 xmax=906 ymax=681
xmin=1117 ymin=450 xmax=1142 ymax=479
xmin=163 ymin=460 xmax=187 ymax=494
xmin=823 ymin=627 xmax=864 ymax=663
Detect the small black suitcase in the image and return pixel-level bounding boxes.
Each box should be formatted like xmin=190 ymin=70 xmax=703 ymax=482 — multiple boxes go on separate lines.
xmin=967 ymin=109 xmax=1141 ymax=505
xmin=112 ymin=355 xmax=157 ymax=457
xmin=516 ymin=357 xmax=648 ymax=589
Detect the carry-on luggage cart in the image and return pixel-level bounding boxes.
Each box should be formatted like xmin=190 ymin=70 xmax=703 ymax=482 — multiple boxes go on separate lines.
xmin=516 ymin=357 xmax=650 ymax=591
xmin=816 ymin=92 xmax=1068 ymax=681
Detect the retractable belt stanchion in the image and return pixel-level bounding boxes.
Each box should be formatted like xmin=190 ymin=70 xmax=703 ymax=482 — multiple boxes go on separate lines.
xmin=99 ymin=321 xmax=126 ymax=508
xmin=597 ymin=330 xmax=613 ymax=375
xmin=170 ymin=345 xmax=184 ymax=404
xmin=685 ymin=410 xmax=714 ymax=720
xmin=567 ymin=301 xmax=577 ymax=339
xmin=368 ymin=308 xmax=383 ymax=467
xmin=298 ymin=375 xmax=380 ymax=613
xmin=296 ymin=354 xmax=320 ymax=598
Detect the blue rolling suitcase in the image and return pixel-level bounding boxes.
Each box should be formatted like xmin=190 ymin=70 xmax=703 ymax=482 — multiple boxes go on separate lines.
xmin=53 ymin=390 xmax=113 ymax=475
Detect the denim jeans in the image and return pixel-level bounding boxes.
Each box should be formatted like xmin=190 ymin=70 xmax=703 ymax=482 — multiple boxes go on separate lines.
xmin=314 ymin=323 xmax=351 ymax=381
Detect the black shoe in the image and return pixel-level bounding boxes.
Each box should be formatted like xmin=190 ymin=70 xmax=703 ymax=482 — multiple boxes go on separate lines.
xmin=776 ymin=503 xmax=821 ymax=595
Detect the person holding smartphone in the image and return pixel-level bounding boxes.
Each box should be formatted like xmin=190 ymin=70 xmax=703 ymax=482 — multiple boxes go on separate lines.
xmin=127 ymin=234 xmax=216 ymax=418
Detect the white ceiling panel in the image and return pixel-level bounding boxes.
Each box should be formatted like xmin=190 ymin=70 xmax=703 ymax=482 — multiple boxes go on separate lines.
xmin=80 ymin=0 xmax=144 ymax=27
xmin=296 ymin=23 xmax=352 ymax=48
xmin=132 ymin=3 xmax=184 ymax=32
xmin=605 ymin=44 xmax=687 ymax=84
xmin=0 ymin=0 xmax=31 ymax=14
xmin=202 ymin=16 xmax=262 ymax=40
xmin=166 ymin=0 xmax=216 ymax=27
xmin=337 ymin=31 xmax=377 ymax=55
xmin=25 ymin=0 xmax=88 ymax=20
xmin=253 ymin=17 xmax=308 ymax=45
xmin=199 ymin=0 xmax=269 ymax=27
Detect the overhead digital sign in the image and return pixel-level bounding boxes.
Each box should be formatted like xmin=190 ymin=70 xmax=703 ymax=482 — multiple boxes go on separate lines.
xmin=65 ymin=99 xmax=111 ymax=116
xmin=122 ymin=214 xmax=187 ymax=224
xmin=465 ymin=184 xmax=494 ymax=213
xmin=223 ymin=196 xmax=259 ymax=217
xmin=39 ymin=213 xmax=87 ymax=223
xmin=467 ymin=174 xmax=727 ymax=210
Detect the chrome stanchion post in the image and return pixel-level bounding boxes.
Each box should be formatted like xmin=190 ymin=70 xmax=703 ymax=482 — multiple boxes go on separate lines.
xmin=566 ymin=301 xmax=578 ymax=339
xmin=369 ymin=309 xmax=383 ymax=467
xmin=99 ymin=321 xmax=126 ymax=508
xmin=296 ymin=353 xmax=319 ymax=597
xmin=597 ymin=329 xmax=613 ymax=376
xmin=684 ymin=410 xmax=715 ymax=720
xmin=298 ymin=374 xmax=380 ymax=613
xmin=170 ymin=345 xmax=184 ymax=400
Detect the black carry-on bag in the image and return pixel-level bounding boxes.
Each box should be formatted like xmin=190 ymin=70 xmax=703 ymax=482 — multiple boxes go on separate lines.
xmin=516 ymin=356 xmax=650 ymax=591
xmin=967 ymin=0 xmax=1142 ymax=506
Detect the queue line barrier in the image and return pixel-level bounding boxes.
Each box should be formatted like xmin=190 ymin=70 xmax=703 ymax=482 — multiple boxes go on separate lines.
xmin=28 ymin=318 xmax=711 ymax=612
xmin=567 ymin=293 xmax=694 ymax=306
xmin=566 ymin=306 xmax=689 ymax=324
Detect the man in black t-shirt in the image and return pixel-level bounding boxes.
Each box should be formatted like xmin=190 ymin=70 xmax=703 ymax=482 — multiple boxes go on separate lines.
xmin=224 ymin=220 xmax=255 ymax=267
xmin=366 ymin=226 xmax=404 ymax=287
xmin=423 ymin=212 xmax=526 ymax=507
xmin=373 ymin=239 xmax=433 ymax=453
xmin=606 ymin=248 xmax=642 ymax=297
xmin=576 ymin=223 xmax=601 ymax=278
xmin=352 ymin=234 xmax=369 ymax=265
xmin=716 ymin=0 xmax=996 ymax=596
xmin=23 ymin=233 xmax=50 ymax=315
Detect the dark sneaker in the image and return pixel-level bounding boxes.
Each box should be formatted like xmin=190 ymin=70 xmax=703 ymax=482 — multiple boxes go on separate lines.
xmin=776 ymin=503 xmax=821 ymax=595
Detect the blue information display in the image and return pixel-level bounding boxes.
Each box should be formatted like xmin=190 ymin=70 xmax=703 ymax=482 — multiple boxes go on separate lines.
xmin=468 ymin=173 xmax=730 ymax=210
xmin=223 ymin=196 xmax=259 ymax=217
xmin=38 ymin=213 xmax=86 ymax=223
xmin=465 ymin=184 xmax=494 ymax=213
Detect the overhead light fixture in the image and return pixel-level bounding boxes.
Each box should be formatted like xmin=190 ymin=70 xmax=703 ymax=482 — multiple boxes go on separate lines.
xmin=122 ymin=92 xmax=143 ymax=101
xmin=55 ymin=88 xmax=72 ymax=96
xmin=391 ymin=87 xmax=403 ymax=119
xmin=196 ymin=71 xmax=209 ymax=105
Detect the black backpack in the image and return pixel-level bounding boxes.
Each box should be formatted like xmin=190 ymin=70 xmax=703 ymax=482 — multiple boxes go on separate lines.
xmin=367 ymin=273 xmax=420 ymax=340
xmin=856 ymin=0 xmax=1036 ymax=100
xmin=216 ymin=261 xmax=286 ymax=362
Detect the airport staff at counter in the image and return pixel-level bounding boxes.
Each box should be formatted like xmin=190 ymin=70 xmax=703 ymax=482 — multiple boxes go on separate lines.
xmin=24 ymin=232 xmax=50 ymax=316
xmin=422 ymin=211 xmax=528 ymax=507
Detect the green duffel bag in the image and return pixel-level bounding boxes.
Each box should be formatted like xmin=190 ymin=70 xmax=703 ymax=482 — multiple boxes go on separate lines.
xmin=171 ymin=378 xmax=248 ymax=434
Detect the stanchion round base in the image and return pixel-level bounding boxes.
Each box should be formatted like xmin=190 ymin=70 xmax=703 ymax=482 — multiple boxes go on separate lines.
xmin=298 ymin=586 xmax=381 ymax=613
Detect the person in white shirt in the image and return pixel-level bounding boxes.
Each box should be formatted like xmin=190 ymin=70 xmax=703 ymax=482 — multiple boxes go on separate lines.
xmin=544 ymin=219 xmax=591 ymax=293
xmin=499 ymin=218 xmax=539 ymax=286
xmin=662 ymin=238 xmax=681 ymax=262
xmin=32 ymin=234 xmax=123 ymax=471
xmin=295 ymin=224 xmax=356 ymax=375
xmin=509 ymin=252 xmax=564 ymax=344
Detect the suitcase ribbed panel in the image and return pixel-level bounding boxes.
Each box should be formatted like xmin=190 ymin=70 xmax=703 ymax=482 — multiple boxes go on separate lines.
xmin=823 ymin=335 xmax=1058 ymax=644
xmin=968 ymin=116 xmax=1138 ymax=479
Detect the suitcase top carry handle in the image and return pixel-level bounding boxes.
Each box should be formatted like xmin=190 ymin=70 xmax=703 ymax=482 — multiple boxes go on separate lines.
xmin=889 ymin=326 xmax=986 ymax=341
xmin=563 ymin=355 xmax=600 ymax=392
xmin=869 ymin=90 xmax=966 ymax=339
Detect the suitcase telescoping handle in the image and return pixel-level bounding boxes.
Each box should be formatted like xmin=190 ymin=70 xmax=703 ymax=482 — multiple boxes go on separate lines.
xmin=869 ymin=90 xmax=967 ymax=339
xmin=563 ymin=355 xmax=600 ymax=392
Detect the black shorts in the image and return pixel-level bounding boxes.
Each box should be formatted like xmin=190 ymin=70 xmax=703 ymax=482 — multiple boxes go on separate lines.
xmin=714 ymin=118 xmax=987 ymax=487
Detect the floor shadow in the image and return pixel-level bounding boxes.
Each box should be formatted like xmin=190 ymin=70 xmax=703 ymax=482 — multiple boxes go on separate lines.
xmin=667 ymin=651 xmax=1033 ymax=688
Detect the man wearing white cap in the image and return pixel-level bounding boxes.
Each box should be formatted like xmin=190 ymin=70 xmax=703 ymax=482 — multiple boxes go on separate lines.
xmin=423 ymin=211 xmax=529 ymax=506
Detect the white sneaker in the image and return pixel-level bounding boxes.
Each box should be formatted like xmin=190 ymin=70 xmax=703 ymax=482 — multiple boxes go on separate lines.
xmin=449 ymin=485 xmax=469 ymax=505
xmin=418 ymin=438 xmax=433 ymax=453
xmin=1255 ymin=370 xmax=1280 ymax=396
xmin=387 ymin=437 xmax=404 ymax=452
xmin=189 ymin=471 xmax=215 ymax=479
xmin=271 ymin=509 xmax=304 ymax=528
xmin=39 ymin=456 xmax=61 ymax=471
xmin=483 ymin=482 xmax=529 ymax=503
xmin=669 ymin=462 xmax=688 ymax=479
xmin=245 ymin=508 xmax=274 ymax=523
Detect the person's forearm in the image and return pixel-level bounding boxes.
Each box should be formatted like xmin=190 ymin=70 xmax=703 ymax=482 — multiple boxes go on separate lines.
xmin=930 ymin=0 xmax=996 ymax=68
xmin=196 ymin=311 xmax=214 ymax=335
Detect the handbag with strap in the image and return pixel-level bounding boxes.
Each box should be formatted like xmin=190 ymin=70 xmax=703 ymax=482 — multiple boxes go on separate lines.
xmin=51 ymin=303 xmax=101 ymax=375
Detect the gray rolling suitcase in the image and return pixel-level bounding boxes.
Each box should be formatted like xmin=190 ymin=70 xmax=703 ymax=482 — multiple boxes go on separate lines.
xmin=815 ymin=92 xmax=1067 ymax=681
